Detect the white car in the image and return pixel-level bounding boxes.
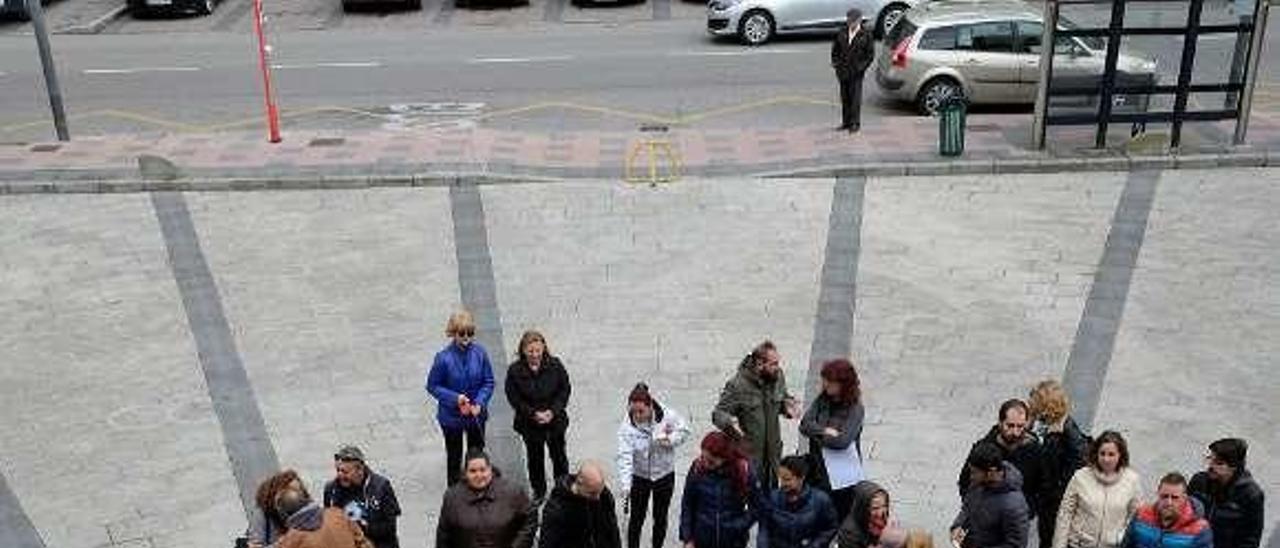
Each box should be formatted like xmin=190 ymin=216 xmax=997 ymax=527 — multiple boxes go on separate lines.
xmin=707 ymin=0 xmax=923 ymax=46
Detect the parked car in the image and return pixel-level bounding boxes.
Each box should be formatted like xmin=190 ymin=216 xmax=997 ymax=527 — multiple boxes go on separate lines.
xmin=707 ymin=0 xmax=921 ymax=46
xmin=343 ymin=0 xmax=421 ymax=13
xmin=0 ymin=0 xmax=50 ymax=21
xmin=875 ymin=0 xmax=1158 ymax=114
xmin=128 ymin=0 xmax=219 ymax=16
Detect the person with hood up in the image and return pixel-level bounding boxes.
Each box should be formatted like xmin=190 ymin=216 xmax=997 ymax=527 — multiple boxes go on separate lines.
xmin=837 ymin=481 xmax=904 ymax=548
xmin=958 ymin=399 xmax=1044 ymax=519
xmin=504 ymin=330 xmax=572 ymax=500
xmin=426 ymin=310 xmax=496 ymax=486
xmin=616 ymin=382 xmax=691 ymax=548
xmin=1029 ymin=380 xmax=1090 ymax=548
xmin=436 ymin=450 xmax=538 ymax=548
xmin=713 ymin=340 xmax=801 ymax=490
xmin=1052 ymin=430 xmax=1142 ymax=548
xmin=275 ymin=487 xmax=373 ymax=548
xmin=538 ymin=460 xmax=623 ymax=548
xmin=755 ymin=455 xmax=839 ymax=548
xmin=1188 ymin=438 xmax=1265 ymax=548
xmin=679 ymin=431 xmax=760 ymax=548
xmin=951 ymin=441 xmax=1031 ymax=548
xmin=799 ymin=358 xmax=866 ymax=520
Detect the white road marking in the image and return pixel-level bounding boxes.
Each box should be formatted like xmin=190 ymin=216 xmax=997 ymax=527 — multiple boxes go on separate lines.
xmin=271 ymin=61 xmax=383 ymax=69
xmin=83 ymin=67 xmax=201 ymax=74
xmin=468 ymin=55 xmax=574 ymax=64
xmin=668 ymin=48 xmax=813 ymax=57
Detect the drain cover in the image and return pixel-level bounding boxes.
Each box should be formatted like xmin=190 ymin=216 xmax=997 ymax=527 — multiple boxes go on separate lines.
xmin=308 ymin=137 xmax=345 ymax=147
xmin=30 ymin=144 xmax=61 ymax=152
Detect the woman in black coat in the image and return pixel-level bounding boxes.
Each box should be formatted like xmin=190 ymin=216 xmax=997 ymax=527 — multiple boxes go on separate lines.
xmin=1029 ymin=380 xmax=1088 ymax=548
xmin=504 ymin=330 xmax=572 ymax=500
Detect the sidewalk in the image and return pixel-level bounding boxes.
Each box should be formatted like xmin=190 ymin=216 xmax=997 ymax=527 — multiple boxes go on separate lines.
xmin=2 ymin=110 xmax=1279 ymax=188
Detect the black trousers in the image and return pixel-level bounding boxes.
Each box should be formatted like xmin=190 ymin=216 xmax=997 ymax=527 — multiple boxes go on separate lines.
xmin=839 ymin=75 xmax=864 ymax=129
xmin=627 ymin=473 xmax=675 ymax=548
xmin=444 ymin=423 xmax=485 ymax=485
xmin=522 ymin=429 xmax=569 ymax=499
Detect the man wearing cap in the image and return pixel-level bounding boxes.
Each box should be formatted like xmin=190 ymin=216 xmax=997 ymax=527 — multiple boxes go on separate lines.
xmin=323 ymin=445 xmax=402 ymax=548
xmin=1189 ymin=438 xmax=1266 ymax=548
xmin=951 ymin=441 xmax=1030 ymax=548
xmin=831 ymin=8 xmax=875 ymax=133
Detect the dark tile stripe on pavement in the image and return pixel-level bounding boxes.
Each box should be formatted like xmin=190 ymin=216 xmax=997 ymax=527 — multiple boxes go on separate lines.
xmin=804 ymin=176 xmax=867 ymax=403
xmin=0 ymin=472 xmax=45 ymax=548
xmin=446 ymin=180 xmax=525 ymax=483
xmin=150 ymin=191 xmax=281 ymax=519
xmin=1063 ymin=170 xmax=1162 ymax=431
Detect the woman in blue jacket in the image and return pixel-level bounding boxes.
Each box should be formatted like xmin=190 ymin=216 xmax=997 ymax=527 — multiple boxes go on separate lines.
xmin=679 ymin=431 xmax=758 ymax=548
xmin=426 ymin=310 xmax=495 ymax=486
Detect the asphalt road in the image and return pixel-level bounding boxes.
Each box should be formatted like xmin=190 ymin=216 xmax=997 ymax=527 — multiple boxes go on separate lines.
xmin=0 ymin=1 xmax=1277 ymax=141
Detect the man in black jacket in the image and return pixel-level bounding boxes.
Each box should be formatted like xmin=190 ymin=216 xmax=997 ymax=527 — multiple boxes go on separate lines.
xmin=958 ymin=399 xmax=1044 ymax=521
xmin=538 ymin=461 xmax=622 ymax=548
xmin=323 ymin=445 xmax=402 ymax=548
xmin=951 ymin=442 xmax=1030 ymax=548
xmin=1189 ymin=438 xmax=1266 ymax=548
xmin=831 ymin=8 xmax=875 ymax=132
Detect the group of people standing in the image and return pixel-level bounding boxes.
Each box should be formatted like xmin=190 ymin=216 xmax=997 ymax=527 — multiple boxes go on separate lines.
xmin=949 ymin=381 xmax=1266 ymax=548
xmin=240 ymin=310 xmax=1266 ymax=548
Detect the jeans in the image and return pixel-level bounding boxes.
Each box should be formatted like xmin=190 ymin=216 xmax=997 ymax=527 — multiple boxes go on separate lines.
xmin=628 ymin=473 xmax=675 ymax=548
xmin=443 ymin=423 xmax=485 ymax=485
xmin=522 ymin=429 xmax=569 ymax=499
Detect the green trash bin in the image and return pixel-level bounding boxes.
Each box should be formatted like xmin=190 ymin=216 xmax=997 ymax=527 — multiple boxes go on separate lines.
xmin=938 ymin=97 xmax=967 ymax=157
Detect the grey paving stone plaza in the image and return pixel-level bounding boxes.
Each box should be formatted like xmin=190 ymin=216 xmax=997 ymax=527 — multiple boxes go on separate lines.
xmin=1 ymin=171 xmax=1277 ymax=548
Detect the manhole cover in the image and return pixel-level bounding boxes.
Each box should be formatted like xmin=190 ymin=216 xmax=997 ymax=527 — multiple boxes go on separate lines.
xmin=30 ymin=144 xmax=61 ymax=152
xmin=308 ymin=137 xmax=345 ymax=147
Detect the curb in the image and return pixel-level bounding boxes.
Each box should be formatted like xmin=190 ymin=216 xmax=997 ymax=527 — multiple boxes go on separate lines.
xmin=56 ymin=3 xmax=128 ymax=34
xmin=0 ymin=150 xmax=1275 ymax=193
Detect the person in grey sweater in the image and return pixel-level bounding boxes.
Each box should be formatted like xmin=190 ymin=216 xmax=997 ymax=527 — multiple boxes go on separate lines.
xmin=799 ymin=358 xmax=866 ymax=521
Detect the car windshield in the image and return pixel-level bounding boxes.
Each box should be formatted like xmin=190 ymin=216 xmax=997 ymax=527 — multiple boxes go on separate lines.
xmin=1058 ymin=16 xmax=1106 ymax=51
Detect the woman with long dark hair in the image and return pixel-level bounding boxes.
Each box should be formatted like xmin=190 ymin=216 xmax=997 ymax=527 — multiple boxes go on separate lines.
xmin=799 ymin=358 xmax=865 ymax=521
xmin=678 ymin=431 xmax=758 ymax=548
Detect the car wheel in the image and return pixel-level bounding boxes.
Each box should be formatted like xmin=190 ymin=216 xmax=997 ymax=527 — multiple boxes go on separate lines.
xmin=738 ymin=9 xmax=773 ymax=46
xmin=876 ymin=3 xmax=907 ymax=40
xmin=197 ymin=0 xmax=214 ymax=14
xmin=917 ymin=77 xmax=963 ymax=116
xmin=406 ymin=0 xmax=420 ymax=9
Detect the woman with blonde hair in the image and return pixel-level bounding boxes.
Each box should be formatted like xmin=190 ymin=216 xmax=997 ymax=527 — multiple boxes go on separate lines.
xmin=1052 ymin=430 xmax=1141 ymax=548
xmin=504 ymin=330 xmax=572 ymax=500
xmin=1029 ymin=379 xmax=1089 ymax=548
xmin=426 ymin=310 xmax=496 ymax=486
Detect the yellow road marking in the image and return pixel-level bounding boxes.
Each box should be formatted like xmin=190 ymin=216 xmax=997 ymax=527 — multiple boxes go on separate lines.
xmin=0 ymin=96 xmax=839 ymax=134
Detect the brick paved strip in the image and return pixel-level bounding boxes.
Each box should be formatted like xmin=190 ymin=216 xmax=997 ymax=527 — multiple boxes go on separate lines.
xmin=1062 ymin=170 xmax=1161 ymax=431
xmin=804 ymin=176 xmax=866 ymax=403
xmin=0 ymin=472 xmax=45 ymax=548
xmin=150 ymin=192 xmax=281 ymax=518
xmin=447 ymin=180 xmax=525 ymax=482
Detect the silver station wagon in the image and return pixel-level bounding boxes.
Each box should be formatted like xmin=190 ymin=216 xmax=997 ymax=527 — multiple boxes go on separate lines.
xmin=707 ymin=0 xmax=923 ymax=46
xmin=875 ymin=0 xmax=1158 ymax=114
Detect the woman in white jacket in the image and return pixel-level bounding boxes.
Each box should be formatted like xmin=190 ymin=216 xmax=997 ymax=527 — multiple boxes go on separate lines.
xmin=616 ymin=382 xmax=691 ymax=548
xmin=1052 ymin=430 xmax=1143 ymax=548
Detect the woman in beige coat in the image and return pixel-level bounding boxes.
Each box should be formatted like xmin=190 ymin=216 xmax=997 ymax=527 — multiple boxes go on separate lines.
xmin=1052 ymin=431 xmax=1142 ymax=548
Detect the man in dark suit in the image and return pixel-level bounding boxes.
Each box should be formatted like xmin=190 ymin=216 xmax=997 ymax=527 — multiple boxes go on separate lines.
xmin=831 ymin=8 xmax=875 ymax=132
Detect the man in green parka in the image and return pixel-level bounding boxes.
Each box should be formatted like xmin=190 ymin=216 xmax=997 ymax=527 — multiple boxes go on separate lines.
xmin=712 ymin=340 xmax=801 ymax=490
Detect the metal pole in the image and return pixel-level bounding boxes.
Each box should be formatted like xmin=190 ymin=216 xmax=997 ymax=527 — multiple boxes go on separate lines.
xmin=1234 ymin=0 xmax=1269 ymax=144
xmin=26 ymin=0 xmax=69 ymax=141
xmin=1224 ymin=0 xmax=1252 ymax=109
xmin=1032 ymin=0 xmax=1059 ymax=150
